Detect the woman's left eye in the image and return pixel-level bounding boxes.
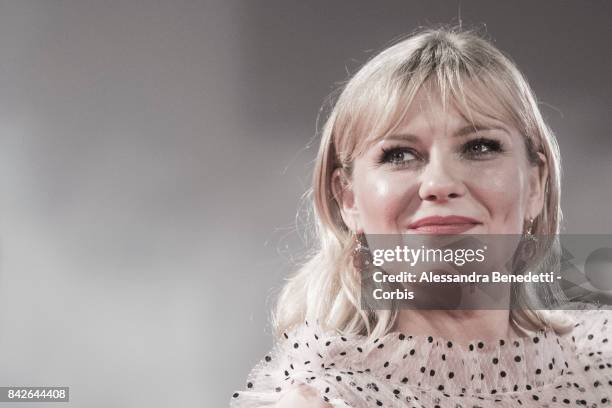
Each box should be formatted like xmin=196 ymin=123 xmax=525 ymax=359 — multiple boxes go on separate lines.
xmin=462 ymin=138 xmax=504 ymax=158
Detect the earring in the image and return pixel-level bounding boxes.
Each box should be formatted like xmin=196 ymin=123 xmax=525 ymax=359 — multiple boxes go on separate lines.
xmin=352 ymin=232 xmax=372 ymax=272
xmin=525 ymin=218 xmax=537 ymax=241
xmin=520 ymin=217 xmax=538 ymax=264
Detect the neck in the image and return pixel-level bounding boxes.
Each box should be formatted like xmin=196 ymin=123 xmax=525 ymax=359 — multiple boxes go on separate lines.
xmin=392 ymin=309 xmax=524 ymax=345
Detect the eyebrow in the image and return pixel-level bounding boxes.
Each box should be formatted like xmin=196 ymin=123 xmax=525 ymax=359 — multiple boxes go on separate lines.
xmin=455 ymin=124 xmax=508 ymax=137
xmin=382 ymin=124 xmax=509 ymax=143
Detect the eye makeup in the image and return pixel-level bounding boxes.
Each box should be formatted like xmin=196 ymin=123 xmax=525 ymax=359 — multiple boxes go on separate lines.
xmin=376 ymin=136 xmax=506 ymax=168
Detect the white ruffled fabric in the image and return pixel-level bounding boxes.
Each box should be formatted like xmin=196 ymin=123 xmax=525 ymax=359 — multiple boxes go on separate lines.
xmin=230 ymin=305 xmax=612 ymax=407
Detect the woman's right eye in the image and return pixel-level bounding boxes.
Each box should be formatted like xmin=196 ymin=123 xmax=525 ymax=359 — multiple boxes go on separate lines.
xmin=379 ymin=146 xmax=417 ymax=166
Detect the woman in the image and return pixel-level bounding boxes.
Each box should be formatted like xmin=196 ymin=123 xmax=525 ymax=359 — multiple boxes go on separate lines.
xmin=231 ymin=28 xmax=612 ymax=407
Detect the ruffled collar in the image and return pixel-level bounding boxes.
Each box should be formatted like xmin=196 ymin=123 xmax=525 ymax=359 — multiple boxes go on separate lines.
xmin=281 ymin=320 xmax=575 ymax=395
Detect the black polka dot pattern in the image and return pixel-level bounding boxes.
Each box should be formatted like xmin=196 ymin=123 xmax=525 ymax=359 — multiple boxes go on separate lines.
xmin=230 ymin=304 xmax=612 ymax=407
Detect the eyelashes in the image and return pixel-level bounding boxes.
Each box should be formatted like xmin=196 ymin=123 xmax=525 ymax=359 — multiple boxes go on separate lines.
xmin=378 ymin=146 xmax=419 ymax=166
xmin=461 ymin=137 xmax=504 ymax=157
xmin=377 ymin=137 xmax=505 ymax=167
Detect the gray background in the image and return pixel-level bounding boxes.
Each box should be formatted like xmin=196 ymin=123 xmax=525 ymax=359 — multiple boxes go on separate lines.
xmin=0 ymin=1 xmax=609 ymax=407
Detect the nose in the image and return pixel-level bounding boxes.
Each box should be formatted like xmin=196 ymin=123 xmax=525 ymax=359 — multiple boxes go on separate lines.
xmin=418 ymin=154 xmax=466 ymax=202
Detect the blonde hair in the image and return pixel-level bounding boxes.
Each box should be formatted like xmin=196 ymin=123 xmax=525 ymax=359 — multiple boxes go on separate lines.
xmin=274 ymin=27 xmax=572 ymax=340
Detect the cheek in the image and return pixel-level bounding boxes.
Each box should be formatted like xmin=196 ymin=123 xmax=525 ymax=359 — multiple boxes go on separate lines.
xmin=466 ymin=165 xmax=528 ymax=233
xmin=354 ymin=170 xmax=418 ymax=233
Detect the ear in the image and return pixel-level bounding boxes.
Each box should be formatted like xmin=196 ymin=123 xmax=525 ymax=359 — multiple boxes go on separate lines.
xmin=526 ymin=152 xmax=549 ymax=220
xmin=331 ymin=168 xmax=362 ymax=233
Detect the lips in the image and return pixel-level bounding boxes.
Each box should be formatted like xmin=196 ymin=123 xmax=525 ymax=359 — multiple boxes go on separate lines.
xmin=407 ymin=215 xmax=481 ymax=234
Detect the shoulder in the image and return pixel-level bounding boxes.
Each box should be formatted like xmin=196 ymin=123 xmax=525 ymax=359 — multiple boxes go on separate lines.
xmin=559 ymin=302 xmax=612 ymax=354
xmin=274 ymin=384 xmax=333 ymax=408
xmin=231 ymin=320 xmax=349 ymax=407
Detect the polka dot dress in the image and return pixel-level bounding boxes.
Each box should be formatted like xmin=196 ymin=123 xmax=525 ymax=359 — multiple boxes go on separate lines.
xmin=231 ymin=305 xmax=612 ymax=407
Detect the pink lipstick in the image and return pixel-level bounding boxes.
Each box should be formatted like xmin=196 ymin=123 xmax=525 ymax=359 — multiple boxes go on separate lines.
xmin=407 ymin=215 xmax=481 ymax=234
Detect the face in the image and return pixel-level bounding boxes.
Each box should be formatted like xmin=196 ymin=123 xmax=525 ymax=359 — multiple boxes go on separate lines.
xmin=333 ymin=88 xmax=548 ymax=235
